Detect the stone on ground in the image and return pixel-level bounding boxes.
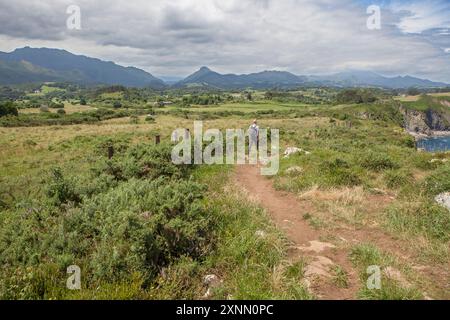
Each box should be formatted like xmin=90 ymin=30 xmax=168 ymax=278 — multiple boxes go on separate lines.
xmin=435 ymin=192 xmax=450 ymax=211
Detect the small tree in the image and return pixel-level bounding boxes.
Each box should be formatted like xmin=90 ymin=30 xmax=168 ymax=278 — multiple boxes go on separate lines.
xmin=145 ymin=115 xmax=155 ymax=122
xmin=113 ymin=101 xmax=122 ymax=109
xmin=80 ymin=97 xmax=87 ymax=105
xmin=49 ymin=101 xmax=64 ymax=109
xmin=407 ymin=87 xmax=421 ymax=96
xmin=0 ymin=101 xmax=18 ymax=117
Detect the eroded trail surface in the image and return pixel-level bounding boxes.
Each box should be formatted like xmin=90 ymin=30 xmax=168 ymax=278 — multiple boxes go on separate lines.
xmin=234 ymin=165 xmax=359 ymax=299
xmin=234 ymin=165 xmax=448 ymax=300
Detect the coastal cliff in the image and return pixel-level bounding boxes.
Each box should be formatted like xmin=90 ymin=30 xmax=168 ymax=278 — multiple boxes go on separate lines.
xmin=400 ymin=106 xmax=450 ymax=136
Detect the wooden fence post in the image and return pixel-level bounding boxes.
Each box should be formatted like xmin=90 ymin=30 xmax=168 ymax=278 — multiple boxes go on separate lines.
xmin=108 ymin=145 xmax=114 ymax=159
xmin=155 ymin=135 xmax=160 ymax=145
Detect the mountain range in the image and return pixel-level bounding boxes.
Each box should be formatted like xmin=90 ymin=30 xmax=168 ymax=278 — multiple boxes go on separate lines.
xmin=0 ymin=47 xmax=165 ymax=88
xmin=173 ymin=66 xmax=307 ymax=89
xmin=0 ymin=47 xmax=448 ymax=89
xmin=175 ymin=67 xmax=448 ymax=89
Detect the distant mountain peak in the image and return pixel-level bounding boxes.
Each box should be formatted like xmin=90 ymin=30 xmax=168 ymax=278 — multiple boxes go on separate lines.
xmin=194 ymin=66 xmax=216 ymax=76
xmin=175 ymin=67 xmax=305 ymax=89
xmin=0 ymin=47 xmax=448 ymax=89
xmin=0 ymin=46 xmax=166 ymax=88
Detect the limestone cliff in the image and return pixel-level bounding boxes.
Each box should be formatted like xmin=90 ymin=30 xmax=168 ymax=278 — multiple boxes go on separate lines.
xmin=399 ymin=106 xmax=450 ymax=136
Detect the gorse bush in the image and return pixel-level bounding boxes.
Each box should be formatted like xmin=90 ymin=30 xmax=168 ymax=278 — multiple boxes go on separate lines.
xmin=98 ymin=143 xmax=191 ymax=181
xmin=0 ymin=178 xmax=211 ymax=298
xmin=46 ymin=167 xmax=81 ymax=206
xmin=336 ymin=89 xmax=378 ymax=104
xmin=67 ymin=178 xmax=211 ymax=282
xmin=0 ymin=141 xmax=204 ymax=299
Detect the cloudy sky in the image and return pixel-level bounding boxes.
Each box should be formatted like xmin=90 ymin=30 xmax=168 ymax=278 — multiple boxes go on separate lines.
xmin=0 ymin=0 xmax=449 ymax=81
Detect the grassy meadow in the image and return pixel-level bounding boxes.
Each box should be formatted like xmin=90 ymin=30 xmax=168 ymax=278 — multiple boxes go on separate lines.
xmin=0 ymin=85 xmax=449 ymax=299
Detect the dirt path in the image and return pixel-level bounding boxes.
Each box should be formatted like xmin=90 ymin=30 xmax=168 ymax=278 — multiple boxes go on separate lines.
xmin=234 ymin=165 xmax=449 ymax=300
xmin=235 ymin=165 xmax=317 ymax=245
xmin=234 ymin=165 xmax=360 ymax=299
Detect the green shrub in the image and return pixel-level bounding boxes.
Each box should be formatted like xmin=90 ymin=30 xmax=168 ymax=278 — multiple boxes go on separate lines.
xmin=336 ymin=89 xmax=377 ymax=104
xmin=49 ymin=102 xmax=64 ymax=109
xmin=324 ymin=167 xmax=361 ymax=187
xmin=360 ymin=152 xmax=398 ymax=171
xmin=45 ymin=167 xmax=81 ymax=206
xmin=83 ymin=178 xmax=210 ymax=281
xmin=118 ymin=143 xmax=191 ymax=180
xmin=56 ymin=109 xmax=66 ymax=115
xmin=0 ymin=108 xmax=133 ymax=127
xmin=0 ymin=264 xmax=65 ymax=300
xmin=0 ymin=177 xmax=211 ymax=297
xmin=145 ymin=115 xmax=155 ymax=122
xmin=399 ymin=135 xmax=416 ymax=148
xmin=422 ymin=165 xmax=450 ymax=195
xmin=384 ymin=169 xmax=413 ymax=189
xmin=319 ymin=158 xmax=361 ymax=187
xmin=0 ymin=101 xmax=18 ymax=117
xmin=113 ymin=101 xmax=122 ymax=109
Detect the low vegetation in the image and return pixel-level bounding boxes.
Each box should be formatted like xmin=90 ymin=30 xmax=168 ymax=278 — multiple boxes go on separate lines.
xmin=0 ymin=82 xmax=449 ymax=300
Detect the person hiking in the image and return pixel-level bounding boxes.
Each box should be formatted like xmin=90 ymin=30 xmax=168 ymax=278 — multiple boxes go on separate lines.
xmin=248 ymin=119 xmax=260 ymax=153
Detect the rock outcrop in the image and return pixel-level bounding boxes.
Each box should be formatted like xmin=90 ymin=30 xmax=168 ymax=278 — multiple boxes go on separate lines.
xmin=283 ymin=147 xmax=311 ymax=158
xmin=400 ymin=106 xmax=450 ymax=136
xmin=435 ymin=192 xmax=450 ymax=211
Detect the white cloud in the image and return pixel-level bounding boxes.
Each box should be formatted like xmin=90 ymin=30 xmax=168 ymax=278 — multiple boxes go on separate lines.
xmin=0 ymin=0 xmax=449 ymax=82
xmin=389 ymin=0 xmax=450 ymax=34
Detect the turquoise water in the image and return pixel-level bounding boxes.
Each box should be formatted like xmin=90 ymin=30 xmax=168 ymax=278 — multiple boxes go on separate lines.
xmin=416 ymin=135 xmax=450 ymax=152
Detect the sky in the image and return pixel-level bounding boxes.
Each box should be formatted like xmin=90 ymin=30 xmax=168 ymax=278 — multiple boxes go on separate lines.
xmin=0 ymin=0 xmax=449 ymax=82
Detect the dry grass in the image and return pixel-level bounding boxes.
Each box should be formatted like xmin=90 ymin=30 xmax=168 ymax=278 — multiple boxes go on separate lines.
xmin=429 ymin=92 xmax=450 ymax=97
xmin=298 ymin=186 xmax=380 ymax=227
xmin=394 ymin=95 xmax=421 ymax=102
xmin=19 ymin=103 xmax=97 ymax=115
xmin=299 ymin=186 xmax=365 ymax=206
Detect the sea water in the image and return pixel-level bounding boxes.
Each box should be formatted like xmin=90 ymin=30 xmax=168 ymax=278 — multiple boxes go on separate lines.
xmin=416 ymin=135 xmax=450 ymax=152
